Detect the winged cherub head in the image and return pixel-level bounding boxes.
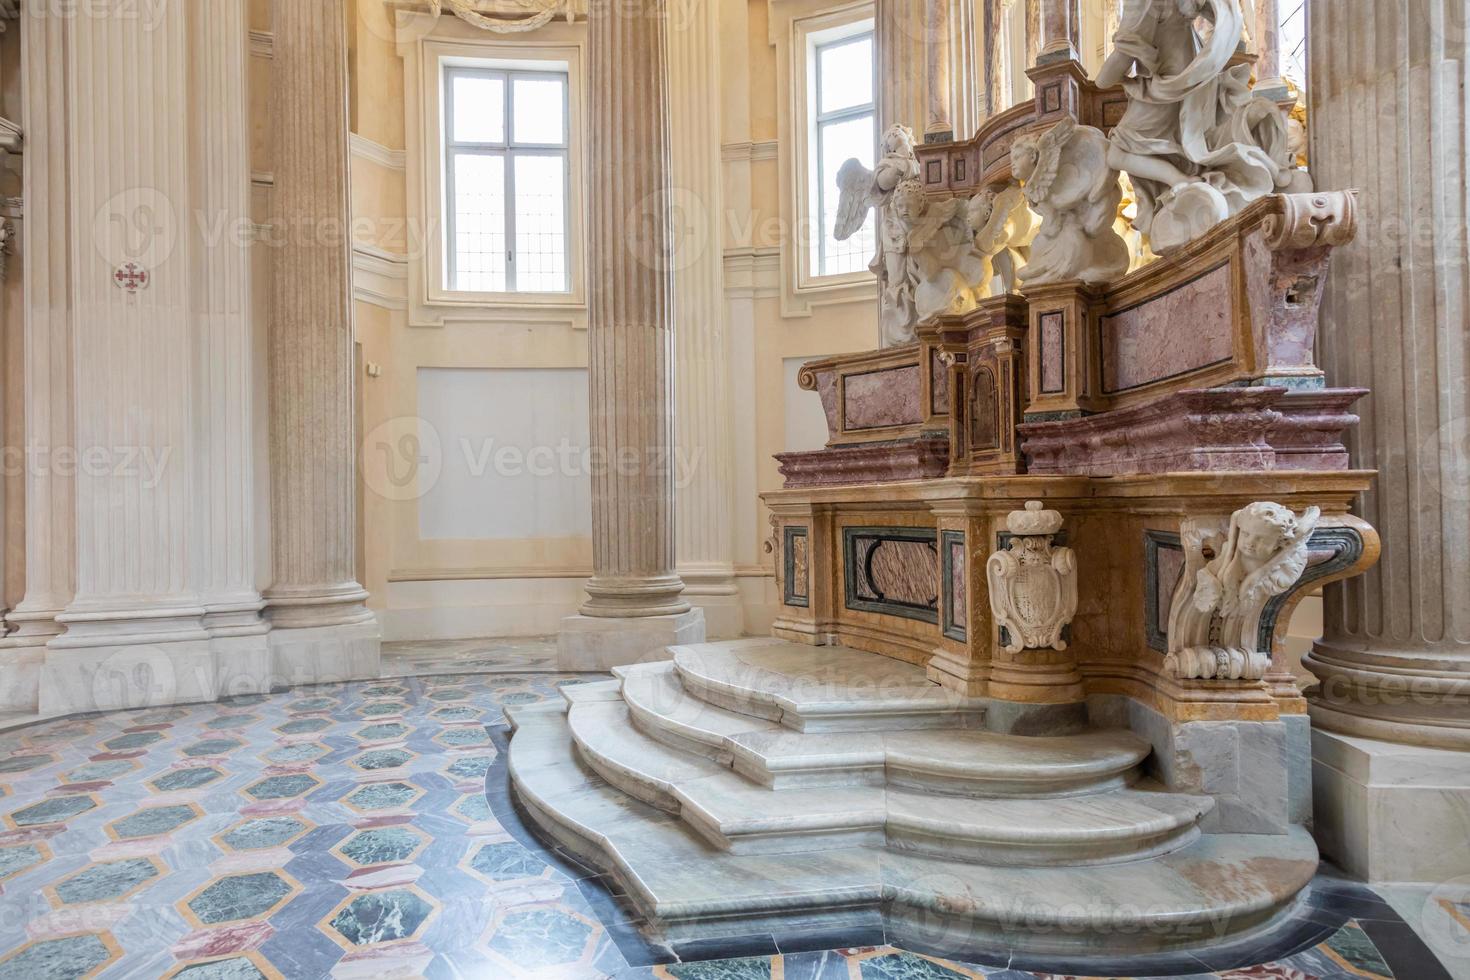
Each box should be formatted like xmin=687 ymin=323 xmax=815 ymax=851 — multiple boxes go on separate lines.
xmin=891 ymin=178 xmax=928 ymax=225
xmin=1011 ymin=138 xmax=1042 ymax=184
xmin=1233 ymin=502 xmax=1300 ymax=569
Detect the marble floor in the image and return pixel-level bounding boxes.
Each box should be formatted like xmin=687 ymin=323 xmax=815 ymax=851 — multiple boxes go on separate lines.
xmin=0 ymin=644 xmax=1455 ymax=978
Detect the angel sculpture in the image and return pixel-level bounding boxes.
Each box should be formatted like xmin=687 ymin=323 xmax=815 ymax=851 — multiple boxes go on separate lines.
xmin=1096 ymin=0 xmax=1309 ymax=254
xmin=834 ymin=125 xmax=923 ymax=346
xmin=1010 ymin=118 xmax=1131 ymax=287
xmin=887 ymin=179 xmax=992 ymax=325
xmin=966 ymin=183 xmax=1034 ymax=295
xmin=1166 ymin=502 xmax=1321 ymax=681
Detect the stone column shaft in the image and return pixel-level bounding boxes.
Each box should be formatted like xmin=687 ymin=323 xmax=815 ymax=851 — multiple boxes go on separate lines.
xmin=266 ymin=0 xmax=372 ymax=631
xmin=1037 ymin=0 xmax=1079 ymax=63
xmin=669 ymin=1 xmax=741 ymax=636
xmin=1254 ymin=0 xmax=1282 ymax=85
xmin=925 ymin=0 xmax=954 ymax=140
xmin=1304 ymin=0 xmax=1470 ymax=748
xmin=877 ymin=0 xmax=926 ymax=136
xmin=580 ymin=0 xmax=688 ymax=618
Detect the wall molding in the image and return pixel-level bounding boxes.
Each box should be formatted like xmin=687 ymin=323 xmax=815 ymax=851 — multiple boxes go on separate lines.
xmin=721 ymin=139 xmax=780 ymax=163
xmin=350 ymin=132 xmax=408 ymax=172
xmin=353 ymin=242 xmax=410 ymax=310
xmin=723 ymin=246 xmax=782 ymax=300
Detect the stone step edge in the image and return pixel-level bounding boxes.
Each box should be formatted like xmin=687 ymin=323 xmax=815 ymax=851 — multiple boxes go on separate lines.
xmin=507 ymin=701 xmax=1319 ymax=944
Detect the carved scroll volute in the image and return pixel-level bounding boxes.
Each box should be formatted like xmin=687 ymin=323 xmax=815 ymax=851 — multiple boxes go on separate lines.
xmin=1263 ymin=190 xmax=1359 ymax=250
xmin=1166 ymin=501 xmax=1321 ymax=682
xmin=986 ymin=501 xmax=1078 ymax=655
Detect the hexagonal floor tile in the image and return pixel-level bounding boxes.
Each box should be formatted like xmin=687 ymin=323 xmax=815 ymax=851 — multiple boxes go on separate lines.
xmin=243 ymin=774 xmax=319 ymax=801
xmin=166 ymin=953 xmax=274 ymax=979
xmin=360 ymin=684 xmax=407 ymax=699
xmin=452 ymin=794 xmax=492 ymax=826
xmin=335 ymin=825 xmax=426 ymax=868
xmin=52 ymin=857 xmax=161 ymax=905
xmin=444 ymin=756 xmax=494 ymax=783
xmin=286 ymin=696 xmax=337 ymax=714
xmin=325 ymin=888 xmax=434 ymax=947
xmin=350 ymin=749 xmax=413 ymax=772
xmin=353 ymin=722 xmax=410 ymax=743
xmin=484 ymin=905 xmax=598 ymax=972
xmin=0 ymin=842 xmax=46 ymax=882
xmin=434 ymin=727 xmax=492 ymax=750
xmin=425 ymin=688 xmax=471 ymax=702
xmin=466 ymin=842 xmax=551 ymax=882
xmin=274 ymin=718 xmax=332 ymax=737
xmin=103 ymin=731 xmax=164 ymax=752
xmin=0 ymin=753 xmax=54 ymax=775
xmin=0 ymin=932 xmax=117 ymax=977
xmin=342 ymin=781 xmax=422 ymax=813
xmin=184 ymin=871 xmax=295 ymax=926
xmin=148 ymin=766 xmax=223 ymax=793
xmin=107 ymin=803 xmax=200 ymax=840
xmin=62 ymin=759 xmax=137 ymax=784
xmin=181 ymin=738 xmax=244 ymax=758
xmin=216 ymin=815 xmax=312 ymax=852
xmin=204 ymin=714 xmax=258 ymax=731
xmin=431 ymin=706 xmax=482 ymax=723
xmin=8 ymin=794 xmax=97 ymax=828
xmin=261 ymin=743 xmax=329 ymax=766
xmin=357 ymin=702 xmax=408 ymax=719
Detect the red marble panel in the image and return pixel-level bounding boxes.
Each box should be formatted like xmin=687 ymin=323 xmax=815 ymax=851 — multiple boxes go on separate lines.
xmin=1101 ymin=263 xmax=1235 ymax=394
xmin=1040 ymin=313 xmax=1065 ymax=394
xmin=844 ymin=365 xmax=923 ymax=431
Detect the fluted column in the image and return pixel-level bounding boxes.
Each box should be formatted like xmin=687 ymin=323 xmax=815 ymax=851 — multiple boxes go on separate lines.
xmin=581 ymin=0 xmax=686 ymax=619
xmin=46 ymin=1 xmax=212 ymax=711
xmin=559 ymin=0 xmax=705 ymax=667
xmin=1303 ymin=0 xmax=1470 ymax=751
xmin=669 ymin=1 xmax=741 ymax=637
xmin=265 ymin=0 xmax=379 ymax=680
xmin=0 ymin=7 xmax=74 ymax=710
xmin=192 ymin=0 xmax=269 ymax=687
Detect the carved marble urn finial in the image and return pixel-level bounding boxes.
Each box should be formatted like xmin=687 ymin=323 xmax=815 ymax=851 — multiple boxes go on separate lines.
xmin=987 ymin=501 xmax=1078 ymax=655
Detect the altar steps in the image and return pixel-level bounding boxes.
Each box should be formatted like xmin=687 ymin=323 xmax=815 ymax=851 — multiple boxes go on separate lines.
xmin=507 ymin=639 xmax=1319 ymax=955
xmin=620 ymin=661 xmax=1149 ymax=795
xmin=509 ymin=700 xmax=1318 ymax=954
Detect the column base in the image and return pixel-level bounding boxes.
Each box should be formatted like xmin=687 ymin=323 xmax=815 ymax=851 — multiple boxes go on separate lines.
xmin=269 ymin=619 xmax=382 ymax=689
xmin=1311 ymin=727 xmax=1470 ymax=883
xmin=558 ymin=609 xmax=706 ymax=671
xmin=0 ymin=641 xmax=45 ymax=713
xmin=39 ymin=636 xmax=216 ymax=715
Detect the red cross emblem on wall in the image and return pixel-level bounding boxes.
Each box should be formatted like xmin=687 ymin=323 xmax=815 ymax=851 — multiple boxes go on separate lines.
xmin=113 ymin=262 xmax=150 ymax=295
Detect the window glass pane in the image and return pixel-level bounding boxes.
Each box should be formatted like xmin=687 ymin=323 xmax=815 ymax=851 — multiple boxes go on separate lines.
xmin=451 ymin=73 xmax=505 ymax=143
xmin=452 ymin=152 xmax=507 ymax=292
xmin=513 ymin=154 xmax=569 ymax=293
xmin=512 ymin=77 xmax=566 ymax=145
xmin=1279 ymin=0 xmax=1307 ymax=92
xmin=818 ymin=113 xmax=876 ymax=277
xmin=818 ymin=36 xmax=873 ymax=114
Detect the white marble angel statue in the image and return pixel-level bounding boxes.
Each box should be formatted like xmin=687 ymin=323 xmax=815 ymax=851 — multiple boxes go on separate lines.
xmin=835 ymin=125 xmax=923 ymax=346
xmin=1010 ymin=118 xmax=1131 ymax=286
xmin=888 ymin=178 xmax=991 ymax=325
xmin=1096 ymin=0 xmax=1309 ymax=254
xmin=966 ymin=183 xmax=1035 ymax=295
xmin=1166 ymin=501 xmax=1320 ymax=681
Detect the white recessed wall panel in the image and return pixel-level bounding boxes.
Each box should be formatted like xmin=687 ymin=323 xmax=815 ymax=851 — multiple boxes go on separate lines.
xmin=417 ymin=367 xmax=591 ymax=540
xmin=783 ymin=356 xmax=831 ymax=453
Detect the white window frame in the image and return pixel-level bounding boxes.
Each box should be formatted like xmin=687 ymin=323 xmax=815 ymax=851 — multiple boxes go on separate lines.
xmin=408 ymin=33 xmax=587 ymax=320
xmin=808 ymin=26 xmax=877 ymax=280
xmin=442 ymin=64 xmax=572 ymax=294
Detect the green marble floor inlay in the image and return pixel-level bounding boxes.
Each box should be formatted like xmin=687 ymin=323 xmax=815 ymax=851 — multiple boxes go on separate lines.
xmin=182 ymin=739 xmax=244 ymax=758
xmin=0 ymin=753 xmax=53 ymax=774
xmin=220 ymin=816 xmax=308 ymax=851
xmin=244 ymin=774 xmax=317 ymax=800
xmin=857 ymin=952 xmax=971 ymax=980
xmin=486 ymin=907 xmax=593 ymax=968
xmin=0 ymin=933 xmax=112 ymax=980
xmin=353 ymin=748 xmax=412 ymax=771
xmin=55 ymin=857 xmax=158 ymax=904
xmin=188 ymin=871 xmax=293 ymax=924
xmin=9 ymin=794 xmax=95 ymax=826
xmin=0 ymin=844 xmax=43 ymax=881
xmin=470 ymin=842 xmax=549 ymax=881
xmin=329 ymin=888 xmax=433 ymax=945
xmin=109 ymin=804 xmax=197 ymax=839
xmin=344 ymin=781 xmax=418 ymax=810
xmin=340 ymin=826 xmax=420 ymax=866
xmin=171 ymin=956 xmax=268 ymax=979
xmin=149 ymin=766 xmax=223 ymax=792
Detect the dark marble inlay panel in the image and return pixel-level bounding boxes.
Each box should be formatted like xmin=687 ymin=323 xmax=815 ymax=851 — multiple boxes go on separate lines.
xmin=844 ymin=528 xmax=939 ymax=625
xmin=941 ymin=532 xmax=968 ymax=642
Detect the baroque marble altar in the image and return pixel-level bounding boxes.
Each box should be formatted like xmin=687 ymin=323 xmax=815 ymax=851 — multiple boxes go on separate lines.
xmin=512 ymin=0 xmax=1383 ymax=961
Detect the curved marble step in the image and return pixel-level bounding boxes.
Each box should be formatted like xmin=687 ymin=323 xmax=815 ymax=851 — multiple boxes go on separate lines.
xmin=671 ymin=640 xmax=988 ymax=733
xmin=568 ymin=697 xmax=1206 ymax=866
xmin=569 ymin=697 xmax=886 ymax=854
xmin=507 ymin=701 xmax=1319 ymax=956
xmin=621 ymin=662 xmax=1147 ymax=796
xmin=885 ymin=786 xmax=1211 ymax=866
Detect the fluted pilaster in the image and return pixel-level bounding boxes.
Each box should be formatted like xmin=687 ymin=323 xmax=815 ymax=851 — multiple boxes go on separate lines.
xmin=669 ymin=0 xmax=740 ymax=635
xmin=193 ymin=0 xmax=265 ymax=643
xmin=3 ymin=7 xmax=72 ymax=652
xmin=578 ymin=0 xmax=688 ymax=619
xmin=1304 ymin=0 xmax=1470 ymax=748
xmin=266 ymin=0 xmax=372 ymax=630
